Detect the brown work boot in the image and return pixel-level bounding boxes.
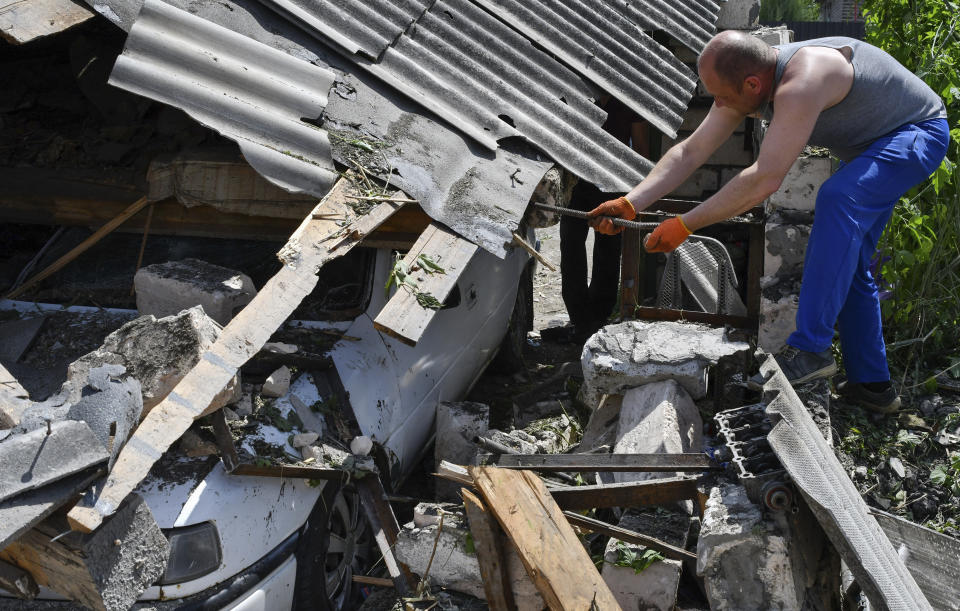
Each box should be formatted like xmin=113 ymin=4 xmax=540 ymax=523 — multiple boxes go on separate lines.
xmin=838 ymin=380 xmax=901 ymax=414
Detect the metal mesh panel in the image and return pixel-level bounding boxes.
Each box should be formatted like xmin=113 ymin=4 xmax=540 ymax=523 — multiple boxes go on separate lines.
xmin=657 ymin=236 xmax=744 ymax=315
xmin=761 ymin=358 xmax=932 ymax=610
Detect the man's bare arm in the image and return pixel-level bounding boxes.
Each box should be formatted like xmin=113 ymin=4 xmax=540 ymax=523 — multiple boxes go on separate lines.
xmin=681 ymin=80 xmax=827 ymax=231
xmin=624 ymin=104 xmax=743 ymax=211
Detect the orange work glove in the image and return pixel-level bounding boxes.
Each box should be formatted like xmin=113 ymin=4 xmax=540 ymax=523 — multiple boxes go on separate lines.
xmin=644 ymin=216 xmax=692 ymax=253
xmin=587 ymin=196 xmax=636 ymax=235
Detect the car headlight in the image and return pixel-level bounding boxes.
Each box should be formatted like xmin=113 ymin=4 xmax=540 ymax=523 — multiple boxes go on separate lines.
xmin=158 ymin=522 xmax=222 ymax=585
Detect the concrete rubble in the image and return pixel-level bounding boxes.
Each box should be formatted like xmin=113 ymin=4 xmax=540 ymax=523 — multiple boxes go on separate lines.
xmin=65 ymin=306 xmax=240 ymax=416
xmin=394 ymin=503 xmax=545 ymax=611
xmin=601 ymin=509 xmax=690 ymax=611
xmin=581 ymin=320 xmax=750 ymax=405
xmin=435 ymin=401 xmax=489 ymax=500
xmin=134 ymin=258 xmax=257 ymax=326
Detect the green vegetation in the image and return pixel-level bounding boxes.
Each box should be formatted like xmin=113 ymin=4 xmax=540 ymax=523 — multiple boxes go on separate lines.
xmin=611 ymin=542 xmax=664 ymax=574
xmin=385 ymin=252 xmax=446 ymax=310
xmin=759 ymin=0 xmax=820 ymax=22
xmin=860 ymin=0 xmax=960 ymax=388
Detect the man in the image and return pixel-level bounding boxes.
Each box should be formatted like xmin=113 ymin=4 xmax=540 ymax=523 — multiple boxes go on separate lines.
xmin=588 ymin=32 xmax=948 ymax=413
xmin=561 ymin=97 xmax=648 ymax=342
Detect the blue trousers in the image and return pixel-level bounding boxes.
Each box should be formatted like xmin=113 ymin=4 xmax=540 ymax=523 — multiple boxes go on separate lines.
xmin=787 ymin=118 xmax=950 ymax=383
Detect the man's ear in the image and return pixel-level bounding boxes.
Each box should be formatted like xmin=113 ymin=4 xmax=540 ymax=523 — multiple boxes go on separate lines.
xmin=743 ymin=75 xmax=762 ymax=93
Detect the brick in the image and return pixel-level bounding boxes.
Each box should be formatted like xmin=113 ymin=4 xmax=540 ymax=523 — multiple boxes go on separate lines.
xmin=759 ymin=292 xmax=799 ymax=353
xmin=662 ymin=132 xmax=755 ymax=167
xmin=764 ymin=222 xmax=812 ymax=277
xmin=669 ymin=168 xmax=719 ymax=198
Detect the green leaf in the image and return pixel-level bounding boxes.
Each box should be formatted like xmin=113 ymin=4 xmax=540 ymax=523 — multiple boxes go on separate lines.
xmin=930 ymin=464 xmax=950 ymax=486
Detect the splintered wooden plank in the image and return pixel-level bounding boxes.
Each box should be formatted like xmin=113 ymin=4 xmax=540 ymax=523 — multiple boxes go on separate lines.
xmin=872 ymin=509 xmax=960 ymax=609
xmin=470 ymin=466 xmax=621 ymax=611
xmin=462 ymin=489 xmax=515 ymax=611
xmin=373 ymin=222 xmax=478 ymax=346
xmin=0 ymin=363 xmax=29 ymax=429
xmin=66 ymin=179 xmax=402 ymax=533
xmin=0 ymin=0 xmax=93 ymax=45
xmin=0 ymin=529 xmax=102 ymax=609
xmin=5 ymin=197 xmax=150 ymax=301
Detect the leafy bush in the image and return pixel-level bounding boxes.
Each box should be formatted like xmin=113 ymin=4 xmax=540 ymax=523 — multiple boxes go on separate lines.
xmin=760 ymin=0 xmax=821 ymax=22
xmin=861 ymin=0 xmax=960 ymax=387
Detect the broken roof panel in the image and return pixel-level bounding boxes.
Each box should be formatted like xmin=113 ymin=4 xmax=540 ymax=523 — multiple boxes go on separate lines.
xmin=107 ymin=0 xmax=551 ymax=257
xmin=258 ymin=0 xmax=428 ymax=58
xmin=468 ymin=0 xmax=697 ymax=137
xmin=323 ymin=70 xmax=552 ymax=258
xmin=615 ymin=0 xmax=722 ymax=54
xmin=367 ymin=0 xmax=653 ymax=190
xmin=109 ymin=0 xmax=338 ymax=197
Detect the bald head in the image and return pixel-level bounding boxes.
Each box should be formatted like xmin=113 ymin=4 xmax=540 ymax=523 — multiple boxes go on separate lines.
xmin=699 ymin=31 xmax=776 ymax=92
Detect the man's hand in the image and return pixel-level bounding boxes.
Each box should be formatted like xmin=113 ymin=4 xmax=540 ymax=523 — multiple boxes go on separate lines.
xmin=587 ymin=196 xmax=636 ymax=235
xmin=644 ymin=217 xmax=691 ymax=252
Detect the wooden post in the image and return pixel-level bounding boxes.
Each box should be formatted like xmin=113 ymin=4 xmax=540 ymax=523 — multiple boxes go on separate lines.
xmin=619 ymin=227 xmax=640 ymax=318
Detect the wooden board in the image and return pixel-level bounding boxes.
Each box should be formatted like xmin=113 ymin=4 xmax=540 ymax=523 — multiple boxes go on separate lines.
xmin=872 ymin=509 xmax=960 ymax=610
xmin=373 ymin=222 xmax=478 ymax=346
xmin=0 ymin=529 xmax=103 ymax=610
xmin=0 ymin=363 xmax=29 ymax=429
xmin=549 ymin=477 xmax=699 ymax=511
xmin=66 ymin=179 xmax=402 ymax=533
xmin=470 ymin=466 xmax=621 ymax=611
xmin=0 ymin=0 xmax=93 ymax=45
xmin=0 ymin=558 xmax=38 ymax=600
xmin=462 ymin=488 xmax=515 ymax=611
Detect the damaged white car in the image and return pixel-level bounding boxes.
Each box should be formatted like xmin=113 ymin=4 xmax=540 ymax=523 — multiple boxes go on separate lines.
xmin=2 ymin=234 xmax=535 ymax=610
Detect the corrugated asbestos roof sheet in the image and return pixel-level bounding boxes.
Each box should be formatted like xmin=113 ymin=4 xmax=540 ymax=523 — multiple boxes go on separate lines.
xmin=469 ymin=0 xmax=696 ymax=137
xmin=617 ymin=0 xmax=722 ymax=54
xmin=258 ymin=0 xmax=428 ymax=58
xmin=367 ymin=0 xmax=655 ymax=191
xmin=110 ymin=0 xmax=552 ymax=258
xmin=270 ymin=0 xmax=677 ymax=191
xmin=110 ymin=0 xmax=338 ymax=197
xmin=99 ymin=0 xmax=719 ymax=250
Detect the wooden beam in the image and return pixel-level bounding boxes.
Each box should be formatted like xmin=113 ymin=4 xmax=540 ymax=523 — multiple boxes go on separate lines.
xmin=470 ymin=466 xmax=621 ymax=611
xmin=462 ymin=488 xmax=515 ymax=611
xmin=0 ymin=0 xmax=93 ymax=45
xmin=66 ymin=179 xmax=402 ymax=533
xmin=563 ymin=511 xmax=695 ymax=563
xmin=0 ymin=168 xmax=433 ymax=244
xmin=356 ymin=475 xmax=415 ymax=595
xmin=483 ymin=453 xmax=723 ymax=472
xmin=434 ymin=461 xmax=473 ymax=487
xmin=0 ymin=529 xmax=104 ymax=609
xmin=373 ymin=222 xmax=478 ymax=346
xmin=0 ymin=559 xmax=38 ymax=600
xmin=549 ymin=477 xmax=699 ymax=511
xmin=4 ymin=197 xmax=150 ymax=300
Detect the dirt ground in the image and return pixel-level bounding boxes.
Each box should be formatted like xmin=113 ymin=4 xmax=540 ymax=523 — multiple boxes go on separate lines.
xmin=531 ymin=220 xmax=596 ymax=332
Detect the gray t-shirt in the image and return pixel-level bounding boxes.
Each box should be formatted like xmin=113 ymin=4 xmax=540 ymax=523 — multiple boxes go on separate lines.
xmin=761 ymin=37 xmax=946 ymax=161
